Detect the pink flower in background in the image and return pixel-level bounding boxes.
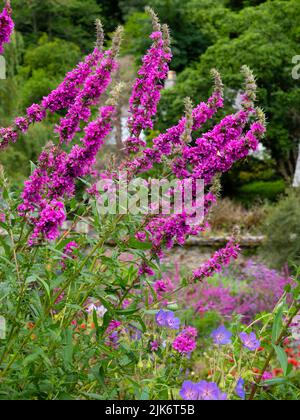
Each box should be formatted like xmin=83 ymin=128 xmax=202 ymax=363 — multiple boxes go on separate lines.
xmin=138 ymin=262 xmax=155 ymax=277
xmin=236 ymin=260 xmax=295 ymax=323
xmin=195 ymin=285 xmax=237 ymax=317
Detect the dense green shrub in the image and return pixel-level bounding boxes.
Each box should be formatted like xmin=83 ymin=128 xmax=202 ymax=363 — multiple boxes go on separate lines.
xmin=237 ymin=180 xmax=286 ymax=205
xmin=262 ymin=190 xmax=300 ymax=269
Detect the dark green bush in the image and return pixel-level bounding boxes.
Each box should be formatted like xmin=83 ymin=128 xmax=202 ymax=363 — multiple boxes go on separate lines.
xmin=261 ymin=189 xmax=300 ymax=269
xmin=237 ymin=180 xmax=286 ymax=205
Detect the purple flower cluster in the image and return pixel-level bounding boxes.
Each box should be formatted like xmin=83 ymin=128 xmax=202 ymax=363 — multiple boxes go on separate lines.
xmin=30 ymin=200 xmax=66 ymax=244
xmin=125 ymin=21 xmax=172 ymax=154
xmin=2 ymin=9 xmax=266 ymax=270
xmin=19 ymin=105 xmax=116 ymax=243
xmin=180 ymin=380 xmax=226 ymax=401
xmin=0 ymin=1 xmax=14 ymax=54
xmin=155 ymin=310 xmax=180 ymax=330
xmin=236 ymin=260 xmax=294 ymax=323
xmin=150 ymin=340 xmax=159 ymax=352
xmin=42 ymin=49 xmax=103 ymax=114
xmin=56 ymin=49 xmax=118 ymax=144
xmin=138 ymin=262 xmax=155 ymax=277
xmin=127 ymin=71 xmax=264 ymax=261
xmin=193 ymin=240 xmax=240 ymax=281
xmin=123 ymin=70 xmax=224 ymax=175
xmin=187 ymin=260 xmax=294 ymax=323
xmin=153 ymin=276 xmax=175 ymax=305
xmin=172 ymin=327 xmax=197 ymax=354
xmin=0 ymin=46 xmax=104 ymax=149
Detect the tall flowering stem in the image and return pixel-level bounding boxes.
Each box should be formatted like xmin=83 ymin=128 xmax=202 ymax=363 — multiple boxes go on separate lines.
xmin=56 ymin=26 xmax=123 ymax=145
xmin=0 ymin=1 xmax=14 ymax=54
xmin=193 ymin=239 xmax=240 ymax=281
xmin=123 ymin=69 xmax=224 ymax=175
xmin=0 ymin=21 xmax=105 ymax=149
xmin=131 ymin=67 xmax=265 ymax=261
xmin=125 ymin=8 xmax=172 ymax=154
xmin=19 ymin=93 xmax=119 ymax=244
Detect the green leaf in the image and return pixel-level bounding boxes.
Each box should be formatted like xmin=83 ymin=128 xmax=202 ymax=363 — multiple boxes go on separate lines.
xmin=30 ymin=160 xmax=37 ymax=174
xmin=261 ymin=377 xmax=289 ymax=387
xmin=127 ymin=238 xmax=152 ymax=250
xmin=133 ymin=315 xmax=146 ymax=332
xmin=91 ymin=364 xmax=105 ymax=387
xmin=0 ymin=236 xmax=10 ymax=257
xmin=63 ymin=328 xmax=73 ymax=368
xmin=272 ymin=302 xmax=284 ymax=344
xmin=92 ymin=309 xmax=101 ymax=338
xmin=273 ymin=345 xmax=288 ymax=376
xmin=27 ymin=275 xmax=51 ymax=301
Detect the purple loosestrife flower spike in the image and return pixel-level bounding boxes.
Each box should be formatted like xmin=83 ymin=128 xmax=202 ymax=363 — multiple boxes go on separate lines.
xmin=193 ymin=239 xmax=240 ymax=281
xmin=180 ymin=381 xmax=199 ymax=401
xmin=0 ymin=40 xmax=104 ymax=148
xmin=145 ymin=6 xmax=161 ymax=32
xmin=56 ymin=27 xmax=122 ymax=145
xmin=125 ymin=10 xmax=172 ymax=154
xmin=240 ymin=331 xmax=260 ymax=351
xmin=95 ymin=19 xmax=104 ymax=51
xmin=180 ymin=98 xmax=194 ymax=144
xmin=0 ymin=1 xmax=14 ymax=54
xmin=211 ymin=325 xmax=232 ymax=346
xmin=19 ymin=104 xmax=116 ymax=243
xmin=122 ymin=71 xmax=223 ymax=177
xmin=241 ymin=65 xmax=257 ymax=110
xmin=235 ymin=378 xmax=246 ymax=400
